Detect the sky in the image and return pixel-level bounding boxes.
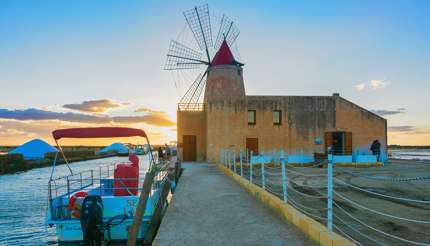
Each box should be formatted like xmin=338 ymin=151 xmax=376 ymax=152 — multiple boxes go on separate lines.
xmin=0 ymin=0 xmax=429 ymax=146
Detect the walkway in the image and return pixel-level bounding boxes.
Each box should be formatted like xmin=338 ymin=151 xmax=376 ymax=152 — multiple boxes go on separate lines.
xmin=154 ymin=162 xmax=315 ymax=246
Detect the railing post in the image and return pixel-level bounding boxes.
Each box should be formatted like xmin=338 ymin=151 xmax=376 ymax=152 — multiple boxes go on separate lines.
xmin=327 ymin=153 xmax=333 ymax=232
xmin=221 ymin=148 xmax=224 ymax=165
xmin=99 ymin=166 xmax=102 ymax=195
xmin=233 ymin=150 xmax=237 ymax=174
xmin=246 ymin=148 xmax=249 ymax=163
xmin=273 ymin=149 xmax=276 ymax=166
xmin=281 ymin=150 xmax=288 ymax=202
xmin=91 ymin=170 xmax=94 ymax=186
xmin=261 ymin=152 xmax=265 ymax=190
xmin=240 ymin=149 xmax=243 ymax=177
xmin=250 ymin=151 xmax=253 ymax=183
xmin=300 ymin=148 xmax=304 ymax=166
xmin=226 ymin=150 xmax=231 ymax=169
xmin=66 ymin=177 xmax=70 ymax=196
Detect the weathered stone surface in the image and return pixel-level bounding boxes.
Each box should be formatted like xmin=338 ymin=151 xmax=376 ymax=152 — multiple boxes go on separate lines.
xmin=177 ymin=64 xmax=387 ymax=162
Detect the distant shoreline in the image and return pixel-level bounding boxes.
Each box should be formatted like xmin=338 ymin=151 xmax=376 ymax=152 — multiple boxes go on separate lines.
xmin=0 ymin=154 xmax=115 ymax=175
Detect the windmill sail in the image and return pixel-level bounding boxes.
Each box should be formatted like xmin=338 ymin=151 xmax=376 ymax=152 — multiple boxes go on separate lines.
xmin=183 ymin=4 xmax=213 ymax=61
xmin=214 ymin=15 xmax=240 ymax=51
xmin=166 ymin=5 xmax=241 ymax=111
xmin=165 ymin=40 xmax=205 ymax=70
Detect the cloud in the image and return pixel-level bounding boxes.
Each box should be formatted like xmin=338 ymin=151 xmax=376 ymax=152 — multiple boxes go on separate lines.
xmin=113 ymin=115 xmax=175 ymax=126
xmin=135 ymin=107 xmax=164 ymax=114
xmin=371 ymin=108 xmax=405 ymax=116
xmin=63 ymin=99 xmax=121 ymax=113
xmin=370 ymin=80 xmax=390 ymax=90
xmin=354 ymin=83 xmax=366 ymax=91
xmin=0 ymin=119 xmax=169 ymax=145
xmin=0 ymin=108 xmax=175 ymax=127
xmin=354 ymin=80 xmax=390 ymax=91
xmin=0 ymin=119 xmax=77 ymax=144
xmin=388 ymin=125 xmax=416 ymax=132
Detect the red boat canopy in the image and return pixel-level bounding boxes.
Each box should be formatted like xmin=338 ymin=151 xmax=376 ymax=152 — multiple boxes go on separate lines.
xmin=53 ymin=127 xmax=147 ymax=140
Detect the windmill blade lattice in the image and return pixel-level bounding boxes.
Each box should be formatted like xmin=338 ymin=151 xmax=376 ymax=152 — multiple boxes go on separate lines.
xmin=166 ymin=4 xmax=241 ymax=110
xmin=165 ymin=40 xmax=205 ymax=70
xmin=179 ymin=72 xmax=207 ymax=106
xmin=183 ymin=4 xmax=213 ymax=61
xmin=214 ymin=15 xmax=240 ymax=51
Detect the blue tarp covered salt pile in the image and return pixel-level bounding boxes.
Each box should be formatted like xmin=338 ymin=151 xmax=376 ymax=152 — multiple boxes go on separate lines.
xmin=9 ymin=139 xmax=58 ymax=160
xmin=96 ymin=142 xmax=129 ymax=155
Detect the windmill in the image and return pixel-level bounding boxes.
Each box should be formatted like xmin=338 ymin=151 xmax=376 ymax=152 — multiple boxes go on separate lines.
xmin=164 ymin=4 xmax=243 ymax=110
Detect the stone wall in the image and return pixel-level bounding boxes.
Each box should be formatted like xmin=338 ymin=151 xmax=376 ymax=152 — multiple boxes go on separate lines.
xmin=246 ymin=96 xmax=336 ymax=154
xmin=177 ymin=110 xmax=206 ymax=161
xmin=177 ymin=62 xmax=387 ymax=162
xmin=205 ymin=96 xmax=337 ymax=161
xmin=205 ymin=99 xmax=247 ymax=162
xmin=334 ymin=96 xmax=387 ymax=154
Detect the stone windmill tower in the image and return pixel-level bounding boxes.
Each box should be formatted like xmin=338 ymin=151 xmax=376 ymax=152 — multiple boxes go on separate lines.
xmin=164 ymin=4 xmax=245 ymax=161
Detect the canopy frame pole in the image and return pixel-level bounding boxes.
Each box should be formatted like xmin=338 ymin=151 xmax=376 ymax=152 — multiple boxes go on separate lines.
xmin=55 ymin=140 xmax=73 ymax=175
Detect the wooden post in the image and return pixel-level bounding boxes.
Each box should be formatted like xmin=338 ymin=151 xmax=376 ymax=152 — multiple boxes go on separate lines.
xmin=127 ymin=168 xmax=156 ymax=245
xmin=143 ymin=172 xmax=174 ymax=243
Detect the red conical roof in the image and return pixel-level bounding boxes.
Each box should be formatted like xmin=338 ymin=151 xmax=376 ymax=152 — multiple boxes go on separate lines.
xmin=212 ymin=40 xmax=235 ymax=65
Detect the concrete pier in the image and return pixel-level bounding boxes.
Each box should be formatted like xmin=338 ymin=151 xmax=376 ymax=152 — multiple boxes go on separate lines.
xmin=154 ymin=162 xmax=315 ymax=245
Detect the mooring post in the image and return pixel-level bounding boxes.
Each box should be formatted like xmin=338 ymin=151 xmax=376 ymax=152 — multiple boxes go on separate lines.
xmin=233 ymin=150 xmax=237 ymax=173
xmin=280 ymin=149 xmax=288 ymax=202
xmin=127 ymin=168 xmax=156 ymax=245
xmin=240 ymin=149 xmax=243 ymax=177
xmin=327 ymin=153 xmax=333 ymax=232
xmin=250 ymin=150 xmax=253 ymax=183
xmin=261 ymin=151 xmax=266 ymax=190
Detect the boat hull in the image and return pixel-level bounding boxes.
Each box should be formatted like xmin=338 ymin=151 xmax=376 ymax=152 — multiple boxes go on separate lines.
xmin=53 ymin=218 xmax=149 ymax=242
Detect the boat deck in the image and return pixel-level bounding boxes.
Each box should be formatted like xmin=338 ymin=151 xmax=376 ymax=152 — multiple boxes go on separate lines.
xmin=154 ymin=162 xmax=315 ymax=245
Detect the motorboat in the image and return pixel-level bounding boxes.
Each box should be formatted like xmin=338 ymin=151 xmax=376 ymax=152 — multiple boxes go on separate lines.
xmin=46 ymin=127 xmax=169 ymax=244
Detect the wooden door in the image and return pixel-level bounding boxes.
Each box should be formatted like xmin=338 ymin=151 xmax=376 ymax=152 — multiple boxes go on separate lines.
xmin=324 ymin=132 xmax=333 ymax=154
xmin=344 ymin=132 xmax=352 ymax=155
xmin=246 ymin=138 xmax=259 ymax=155
xmin=183 ymin=135 xmax=197 ymax=161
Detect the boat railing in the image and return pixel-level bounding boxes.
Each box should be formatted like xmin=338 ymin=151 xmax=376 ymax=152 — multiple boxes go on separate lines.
xmin=48 ymin=162 xmax=170 ymax=221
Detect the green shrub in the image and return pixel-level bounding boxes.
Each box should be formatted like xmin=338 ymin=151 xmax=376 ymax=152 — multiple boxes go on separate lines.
xmin=45 ymin=150 xmax=96 ymax=160
xmin=0 ymin=154 xmax=26 ymax=174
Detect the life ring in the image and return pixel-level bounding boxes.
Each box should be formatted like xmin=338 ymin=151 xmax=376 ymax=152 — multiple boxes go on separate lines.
xmin=68 ymin=191 xmax=88 ymax=218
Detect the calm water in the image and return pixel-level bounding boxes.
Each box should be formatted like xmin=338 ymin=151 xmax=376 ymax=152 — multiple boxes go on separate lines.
xmin=0 ymin=156 xmax=150 ymax=245
xmin=389 ymin=149 xmax=430 ymax=161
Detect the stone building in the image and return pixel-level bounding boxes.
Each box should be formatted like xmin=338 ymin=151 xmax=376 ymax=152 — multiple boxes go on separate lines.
xmin=177 ymin=41 xmax=387 ymax=162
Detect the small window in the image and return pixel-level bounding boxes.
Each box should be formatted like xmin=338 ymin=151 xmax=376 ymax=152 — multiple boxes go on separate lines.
xmin=248 ymin=110 xmax=256 ymax=125
xmin=273 ymin=110 xmax=282 ymax=125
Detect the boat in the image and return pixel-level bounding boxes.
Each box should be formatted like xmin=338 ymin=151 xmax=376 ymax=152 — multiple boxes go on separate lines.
xmin=46 ymin=127 xmax=170 ymax=244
